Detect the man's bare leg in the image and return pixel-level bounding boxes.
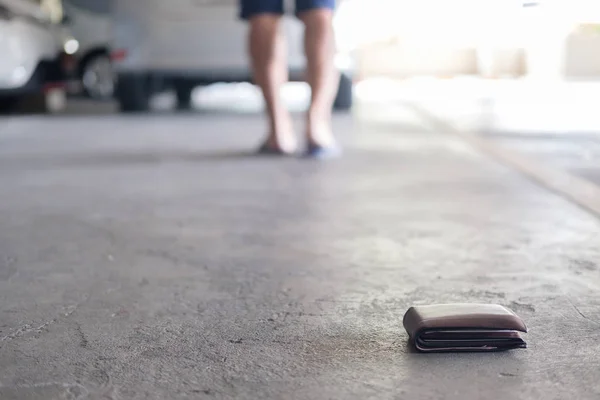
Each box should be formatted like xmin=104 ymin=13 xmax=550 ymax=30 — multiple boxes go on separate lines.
xmin=299 ymin=9 xmax=339 ymax=148
xmin=249 ymin=14 xmax=296 ymax=153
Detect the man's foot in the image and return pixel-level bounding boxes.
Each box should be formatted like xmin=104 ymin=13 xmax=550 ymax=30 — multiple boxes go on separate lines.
xmin=305 ymin=114 xmax=339 ymax=158
xmin=257 ymin=137 xmax=296 ymax=156
xmin=257 ymin=128 xmax=297 ymax=156
xmin=304 ymin=141 xmax=341 ymax=159
xmin=258 ymin=113 xmax=297 ymax=155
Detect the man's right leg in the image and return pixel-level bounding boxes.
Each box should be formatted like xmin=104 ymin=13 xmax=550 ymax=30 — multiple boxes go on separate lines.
xmin=243 ymin=0 xmax=296 ymax=153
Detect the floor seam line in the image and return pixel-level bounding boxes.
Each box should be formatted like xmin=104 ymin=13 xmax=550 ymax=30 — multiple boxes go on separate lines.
xmin=406 ymin=101 xmax=600 ymax=219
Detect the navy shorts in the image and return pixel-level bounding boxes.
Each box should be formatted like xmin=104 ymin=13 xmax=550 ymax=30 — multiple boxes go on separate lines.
xmin=240 ymin=0 xmax=335 ymax=20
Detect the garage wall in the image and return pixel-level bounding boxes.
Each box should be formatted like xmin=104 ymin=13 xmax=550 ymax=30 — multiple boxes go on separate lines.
xmin=564 ymin=31 xmax=600 ymax=78
xmin=357 ymin=32 xmax=600 ymax=80
xmin=357 ymin=42 xmax=477 ymax=78
xmin=356 ymin=40 xmax=527 ymax=79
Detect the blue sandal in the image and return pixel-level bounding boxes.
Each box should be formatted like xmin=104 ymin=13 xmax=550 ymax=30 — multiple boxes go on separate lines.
xmin=305 ymin=143 xmax=342 ymax=159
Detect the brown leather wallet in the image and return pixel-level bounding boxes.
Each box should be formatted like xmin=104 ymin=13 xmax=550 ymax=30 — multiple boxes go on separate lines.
xmin=403 ymin=304 xmax=527 ymax=352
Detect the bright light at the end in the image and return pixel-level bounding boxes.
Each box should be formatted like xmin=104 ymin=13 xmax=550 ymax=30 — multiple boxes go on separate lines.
xmin=64 ymin=38 xmax=79 ymax=55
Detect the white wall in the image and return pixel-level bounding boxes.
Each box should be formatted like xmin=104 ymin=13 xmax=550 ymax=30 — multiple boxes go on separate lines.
xmin=564 ymin=32 xmax=600 ymax=78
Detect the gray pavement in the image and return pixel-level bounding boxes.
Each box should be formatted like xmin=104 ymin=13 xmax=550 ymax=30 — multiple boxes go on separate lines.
xmin=1 ymin=103 xmax=600 ymax=399
xmin=486 ymin=132 xmax=600 ymax=186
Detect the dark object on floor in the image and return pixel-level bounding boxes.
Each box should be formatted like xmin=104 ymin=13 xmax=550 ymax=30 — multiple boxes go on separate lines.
xmin=403 ymin=304 xmax=527 ymax=352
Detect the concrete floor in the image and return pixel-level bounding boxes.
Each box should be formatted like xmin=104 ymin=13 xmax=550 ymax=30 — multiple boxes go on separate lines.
xmin=369 ymin=78 xmax=600 ymax=186
xmin=1 ymin=103 xmax=600 ymax=399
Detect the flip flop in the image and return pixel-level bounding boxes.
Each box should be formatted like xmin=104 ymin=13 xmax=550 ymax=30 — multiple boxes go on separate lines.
xmin=256 ymin=141 xmax=295 ymax=156
xmin=304 ymin=143 xmax=342 ymax=159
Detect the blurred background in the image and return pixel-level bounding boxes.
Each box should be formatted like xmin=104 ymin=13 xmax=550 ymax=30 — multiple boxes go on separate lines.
xmin=3 ymin=0 xmax=600 ymax=183
xmin=2 ymin=0 xmax=600 ymax=117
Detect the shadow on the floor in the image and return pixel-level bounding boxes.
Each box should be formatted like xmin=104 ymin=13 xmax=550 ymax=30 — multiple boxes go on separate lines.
xmin=0 ymin=150 xmax=285 ymax=170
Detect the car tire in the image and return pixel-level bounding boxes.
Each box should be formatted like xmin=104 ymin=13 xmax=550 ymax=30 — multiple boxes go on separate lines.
xmin=81 ymin=53 xmax=114 ymax=101
xmin=1 ymin=90 xmax=67 ymax=115
xmin=0 ymin=97 xmax=18 ymax=114
xmin=175 ymin=83 xmax=194 ymax=110
xmin=116 ymin=74 xmax=151 ymax=112
xmin=333 ymin=73 xmax=353 ymax=111
xmin=19 ymin=93 xmax=50 ymax=113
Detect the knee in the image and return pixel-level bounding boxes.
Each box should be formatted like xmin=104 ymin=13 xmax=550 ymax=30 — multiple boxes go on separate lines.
xmin=299 ymin=8 xmax=333 ymax=29
xmin=249 ymin=14 xmax=281 ymax=35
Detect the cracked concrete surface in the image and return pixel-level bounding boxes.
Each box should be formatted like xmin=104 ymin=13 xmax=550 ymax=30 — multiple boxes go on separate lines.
xmin=0 ymin=105 xmax=600 ymax=399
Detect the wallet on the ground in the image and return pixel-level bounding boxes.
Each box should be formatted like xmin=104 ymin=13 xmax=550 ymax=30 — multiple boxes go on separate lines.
xmin=403 ymin=304 xmax=527 ymax=352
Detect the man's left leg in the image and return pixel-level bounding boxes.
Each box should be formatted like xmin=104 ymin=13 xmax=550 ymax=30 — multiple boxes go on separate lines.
xmin=297 ymin=0 xmax=339 ymax=153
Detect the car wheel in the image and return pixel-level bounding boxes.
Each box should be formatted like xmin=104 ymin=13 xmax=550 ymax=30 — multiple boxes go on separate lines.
xmin=81 ymin=53 xmax=115 ymax=100
xmin=333 ymin=73 xmax=353 ymax=111
xmin=116 ymin=74 xmax=151 ymax=112
xmin=175 ymin=83 xmax=194 ymax=110
xmin=19 ymin=93 xmax=50 ymax=113
xmin=3 ymin=89 xmax=67 ymax=115
xmin=0 ymin=97 xmax=18 ymax=114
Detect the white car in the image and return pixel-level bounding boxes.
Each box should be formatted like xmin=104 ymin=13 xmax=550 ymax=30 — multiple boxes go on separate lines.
xmin=0 ymin=0 xmax=76 ymax=113
xmin=61 ymin=0 xmax=113 ymax=100
xmin=111 ymin=0 xmax=355 ymax=112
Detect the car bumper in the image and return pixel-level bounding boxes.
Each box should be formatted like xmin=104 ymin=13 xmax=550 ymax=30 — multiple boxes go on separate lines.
xmin=0 ymin=53 xmax=76 ymax=96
